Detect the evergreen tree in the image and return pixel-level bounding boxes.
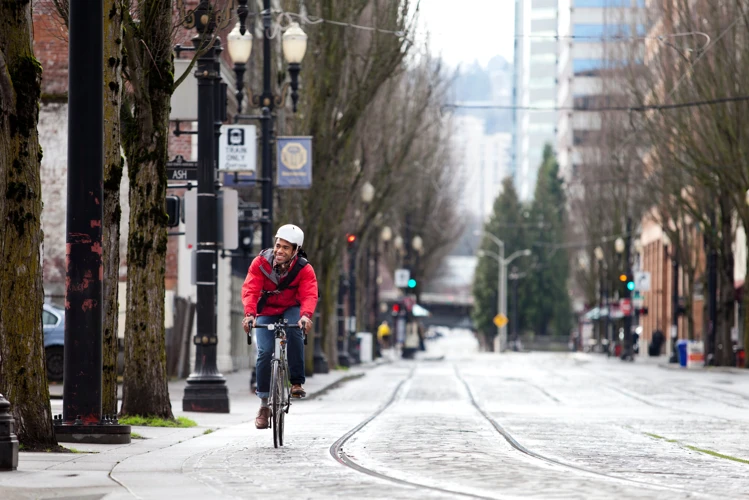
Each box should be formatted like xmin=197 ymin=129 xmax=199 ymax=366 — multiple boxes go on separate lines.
xmin=472 ymin=178 xmax=530 ymax=350
xmin=527 ymin=145 xmax=572 ymax=336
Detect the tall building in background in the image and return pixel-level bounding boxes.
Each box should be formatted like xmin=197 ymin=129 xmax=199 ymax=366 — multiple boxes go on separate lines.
xmin=454 ymin=115 xmax=512 ymax=223
xmin=557 ymin=0 xmax=645 ymax=181
xmin=451 ymin=56 xmax=514 ymax=223
xmin=513 ymin=0 xmax=560 ymax=201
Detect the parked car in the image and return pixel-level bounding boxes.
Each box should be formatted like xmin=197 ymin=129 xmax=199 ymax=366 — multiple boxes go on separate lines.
xmin=43 ymin=303 xmax=65 ymax=381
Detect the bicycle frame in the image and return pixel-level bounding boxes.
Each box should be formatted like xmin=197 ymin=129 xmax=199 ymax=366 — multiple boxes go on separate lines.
xmin=272 ymin=326 xmax=291 ymax=414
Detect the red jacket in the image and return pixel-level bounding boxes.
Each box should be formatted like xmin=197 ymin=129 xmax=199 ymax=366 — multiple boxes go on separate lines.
xmin=241 ymin=249 xmax=318 ymax=319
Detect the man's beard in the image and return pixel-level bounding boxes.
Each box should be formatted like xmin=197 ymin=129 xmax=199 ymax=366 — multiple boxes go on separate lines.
xmin=273 ymin=254 xmax=291 ymax=273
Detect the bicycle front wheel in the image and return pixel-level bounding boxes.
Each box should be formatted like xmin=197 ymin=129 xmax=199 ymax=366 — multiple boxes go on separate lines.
xmin=274 ymin=365 xmax=285 ymax=447
xmin=271 ymin=361 xmax=282 ymax=448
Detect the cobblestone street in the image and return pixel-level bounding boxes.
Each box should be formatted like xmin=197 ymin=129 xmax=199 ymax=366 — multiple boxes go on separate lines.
xmin=6 ymin=331 xmax=749 ymax=499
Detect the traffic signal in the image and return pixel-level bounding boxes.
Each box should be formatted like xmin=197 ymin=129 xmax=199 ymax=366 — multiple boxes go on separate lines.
xmin=619 ymin=273 xmax=635 ymax=291
xmin=166 ymin=195 xmax=181 ymax=227
xmin=391 ymin=303 xmax=401 ymax=316
xmin=346 ymin=233 xmax=357 ymax=248
xmin=636 ymin=307 xmax=649 ymax=316
xmin=407 ymin=278 xmax=417 ymax=289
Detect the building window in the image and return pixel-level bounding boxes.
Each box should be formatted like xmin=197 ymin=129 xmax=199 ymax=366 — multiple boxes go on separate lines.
xmin=573 ymin=58 xmax=606 ymax=75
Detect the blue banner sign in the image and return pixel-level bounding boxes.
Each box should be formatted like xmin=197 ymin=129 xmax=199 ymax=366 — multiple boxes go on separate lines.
xmin=276 ymin=136 xmax=312 ymax=189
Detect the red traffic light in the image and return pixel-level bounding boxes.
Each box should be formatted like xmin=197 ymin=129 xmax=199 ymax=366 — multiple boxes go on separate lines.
xmin=392 ymin=303 xmax=400 ymax=313
xmin=346 ymin=234 xmax=357 ymax=244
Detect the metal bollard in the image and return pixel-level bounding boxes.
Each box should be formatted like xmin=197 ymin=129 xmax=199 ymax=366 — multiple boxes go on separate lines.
xmin=0 ymin=394 xmax=19 ymax=471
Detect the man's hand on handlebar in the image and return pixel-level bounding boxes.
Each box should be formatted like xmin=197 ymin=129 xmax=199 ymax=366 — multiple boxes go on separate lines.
xmin=298 ymin=316 xmax=312 ymax=333
xmin=242 ymin=315 xmax=255 ymax=333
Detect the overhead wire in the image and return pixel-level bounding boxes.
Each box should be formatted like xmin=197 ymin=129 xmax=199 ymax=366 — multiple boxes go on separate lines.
xmin=442 ymin=94 xmax=749 ymax=112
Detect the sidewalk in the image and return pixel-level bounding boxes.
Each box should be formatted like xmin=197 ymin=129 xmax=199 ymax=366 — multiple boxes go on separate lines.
xmin=3 ymin=359 xmax=386 ymax=499
xmin=574 ymin=350 xmax=749 ymax=375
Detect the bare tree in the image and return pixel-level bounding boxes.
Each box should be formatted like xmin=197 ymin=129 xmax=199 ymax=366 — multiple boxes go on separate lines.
xmin=274 ymin=0 xmax=417 ymax=366
xmin=0 ymin=0 xmax=56 ymax=446
xmin=102 ymin=0 xmax=125 ymax=417
xmin=118 ymin=0 xmax=176 ymax=417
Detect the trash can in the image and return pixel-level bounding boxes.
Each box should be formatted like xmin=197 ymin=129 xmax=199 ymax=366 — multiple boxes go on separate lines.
xmin=356 ymin=332 xmax=373 ymax=363
xmin=677 ymin=340 xmax=688 ymax=367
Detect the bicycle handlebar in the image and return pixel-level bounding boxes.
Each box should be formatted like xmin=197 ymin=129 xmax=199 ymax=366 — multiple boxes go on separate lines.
xmin=247 ymin=320 xmax=308 ymax=345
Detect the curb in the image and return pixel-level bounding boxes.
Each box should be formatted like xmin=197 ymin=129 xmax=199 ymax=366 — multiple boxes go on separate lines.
xmin=657 ymin=363 xmax=749 ymax=375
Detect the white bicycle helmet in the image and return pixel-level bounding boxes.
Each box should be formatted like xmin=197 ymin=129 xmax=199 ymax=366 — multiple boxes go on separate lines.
xmin=275 ymin=224 xmax=304 ymax=247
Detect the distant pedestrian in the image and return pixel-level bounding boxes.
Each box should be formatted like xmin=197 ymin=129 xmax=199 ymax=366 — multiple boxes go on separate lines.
xmin=377 ymin=320 xmax=392 ymax=349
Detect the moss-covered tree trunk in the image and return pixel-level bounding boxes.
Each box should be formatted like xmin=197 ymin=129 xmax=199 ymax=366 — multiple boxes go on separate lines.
xmin=102 ymin=0 xmax=124 ymax=417
xmin=118 ymin=4 xmax=173 ymax=418
xmin=0 ymin=0 xmax=56 ymax=446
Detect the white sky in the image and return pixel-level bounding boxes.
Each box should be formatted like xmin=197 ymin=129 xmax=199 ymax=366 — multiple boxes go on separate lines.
xmin=416 ymin=0 xmax=516 ymax=69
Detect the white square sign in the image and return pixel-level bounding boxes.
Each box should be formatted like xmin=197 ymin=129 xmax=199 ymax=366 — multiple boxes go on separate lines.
xmin=635 ymin=271 xmax=651 ymax=292
xmin=219 ymin=124 xmax=257 ymax=172
xmin=394 ymin=269 xmax=410 ymax=288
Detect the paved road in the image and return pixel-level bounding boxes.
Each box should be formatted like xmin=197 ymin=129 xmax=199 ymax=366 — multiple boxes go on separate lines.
xmin=7 ymin=331 xmax=749 ymax=499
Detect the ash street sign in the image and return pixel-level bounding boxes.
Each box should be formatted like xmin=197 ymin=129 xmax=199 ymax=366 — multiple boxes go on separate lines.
xmin=167 ymin=155 xmax=197 ymax=182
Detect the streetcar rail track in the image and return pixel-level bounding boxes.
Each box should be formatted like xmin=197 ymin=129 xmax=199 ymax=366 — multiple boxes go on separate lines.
xmin=329 ymin=367 xmax=503 ymax=500
xmin=330 ymin=362 xmax=706 ymax=499
xmin=455 ymin=365 xmax=710 ymax=497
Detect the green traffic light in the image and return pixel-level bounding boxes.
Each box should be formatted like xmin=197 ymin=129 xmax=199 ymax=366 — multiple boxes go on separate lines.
xmin=627 ymin=282 xmax=635 ymax=291
xmin=407 ymin=278 xmax=417 ymax=288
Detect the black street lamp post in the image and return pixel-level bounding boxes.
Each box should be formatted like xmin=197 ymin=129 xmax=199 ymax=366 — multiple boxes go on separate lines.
xmin=706 ymin=210 xmax=718 ymax=366
xmin=228 ymin=0 xmax=308 ymax=248
xmin=510 ymin=267 xmax=520 ymax=350
xmin=348 ymin=242 xmax=360 ymax=364
xmin=618 ymin=217 xmax=634 ymax=361
xmin=182 ymin=1 xmax=229 ymax=413
xmin=337 ymin=273 xmax=351 ymax=367
xmin=55 ymin=0 xmax=130 ymax=443
xmin=664 ymin=233 xmax=680 ymax=363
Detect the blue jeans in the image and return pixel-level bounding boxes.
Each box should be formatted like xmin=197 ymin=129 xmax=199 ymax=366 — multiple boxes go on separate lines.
xmin=254 ymin=306 xmax=305 ymax=399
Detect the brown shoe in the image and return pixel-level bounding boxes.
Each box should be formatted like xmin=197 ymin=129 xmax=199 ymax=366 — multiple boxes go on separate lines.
xmin=291 ymin=384 xmax=306 ymax=398
xmin=255 ymin=407 xmax=270 ymax=429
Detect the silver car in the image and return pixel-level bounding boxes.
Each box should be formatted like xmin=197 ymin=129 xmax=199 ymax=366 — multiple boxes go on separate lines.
xmin=43 ymin=303 xmax=65 ymax=381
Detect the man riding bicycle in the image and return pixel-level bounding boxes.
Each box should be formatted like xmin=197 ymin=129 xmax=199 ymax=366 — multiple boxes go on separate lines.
xmin=242 ymin=224 xmax=318 ymax=429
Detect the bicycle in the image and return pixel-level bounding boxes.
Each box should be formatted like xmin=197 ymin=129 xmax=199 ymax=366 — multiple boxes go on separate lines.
xmin=248 ymin=319 xmax=307 ymax=448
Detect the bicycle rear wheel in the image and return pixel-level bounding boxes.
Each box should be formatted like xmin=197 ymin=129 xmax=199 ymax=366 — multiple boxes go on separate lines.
xmin=271 ymin=361 xmax=281 ymax=448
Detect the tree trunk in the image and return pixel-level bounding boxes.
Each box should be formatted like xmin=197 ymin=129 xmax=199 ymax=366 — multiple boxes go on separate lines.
xmin=118 ymin=7 xmax=173 ymax=419
xmin=102 ymin=0 xmax=124 ymax=417
xmin=319 ymin=262 xmax=338 ymax=369
xmin=0 ymin=0 xmax=55 ymax=446
xmin=716 ymin=200 xmax=735 ymax=366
